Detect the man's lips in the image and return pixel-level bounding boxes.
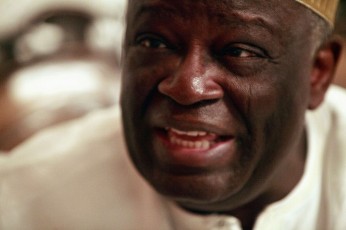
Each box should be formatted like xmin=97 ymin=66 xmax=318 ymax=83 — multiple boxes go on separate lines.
xmin=166 ymin=127 xmax=225 ymax=151
xmin=153 ymin=126 xmax=235 ymax=169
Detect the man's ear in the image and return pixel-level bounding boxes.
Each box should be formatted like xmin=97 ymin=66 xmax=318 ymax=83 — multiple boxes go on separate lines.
xmin=308 ymin=38 xmax=342 ymax=110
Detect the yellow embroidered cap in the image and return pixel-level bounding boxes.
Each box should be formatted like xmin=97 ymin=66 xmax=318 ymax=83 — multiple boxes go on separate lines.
xmin=295 ymin=0 xmax=340 ymax=26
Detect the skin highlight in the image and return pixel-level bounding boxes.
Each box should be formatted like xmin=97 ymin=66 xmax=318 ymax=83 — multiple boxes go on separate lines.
xmin=121 ymin=0 xmax=341 ymax=228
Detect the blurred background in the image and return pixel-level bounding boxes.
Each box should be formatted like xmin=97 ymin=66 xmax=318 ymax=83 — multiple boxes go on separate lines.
xmin=0 ymin=0 xmax=126 ymax=152
xmin=335 ymin=0 xmax=346 ymax=88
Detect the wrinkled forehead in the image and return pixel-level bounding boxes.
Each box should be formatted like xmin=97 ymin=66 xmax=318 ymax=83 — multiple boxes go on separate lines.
xmin=127 ymin=0 xmax=338 ymax=26
xmin=125 ymin=0 xmax=305 ymax=37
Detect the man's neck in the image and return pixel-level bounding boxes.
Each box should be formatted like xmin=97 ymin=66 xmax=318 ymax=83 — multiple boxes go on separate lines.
xmin=229 ymin=129 xmax=307 ymax=229
xmin=175 ymin=129 xmax=308 ymax=230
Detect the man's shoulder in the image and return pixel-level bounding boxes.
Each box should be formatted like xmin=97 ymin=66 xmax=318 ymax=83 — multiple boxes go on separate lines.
xmin=314 ymin=85 xmax=346 ymax=173
xmin=279 ymin=86 xmax=346 ymax=229
xmin=325 ymin=85 xmax=346 ymax=115
xmin=0 ymin=106 xmax=170 ymax=229
xmin=307 ymin=85 xmax=346 ymax=132
xmin=314 ymin=85 xmax=346 ymax=227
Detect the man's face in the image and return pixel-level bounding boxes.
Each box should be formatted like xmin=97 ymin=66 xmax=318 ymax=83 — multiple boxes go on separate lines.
xmin=121 ymin=0 xmax=317 ymax=211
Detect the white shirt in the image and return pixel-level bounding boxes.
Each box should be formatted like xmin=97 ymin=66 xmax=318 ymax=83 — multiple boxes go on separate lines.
xmin=0 ymin=86 xmax=345 ymax=230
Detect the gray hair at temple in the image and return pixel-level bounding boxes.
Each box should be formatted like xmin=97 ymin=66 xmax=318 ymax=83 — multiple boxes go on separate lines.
xmin=301 ymin=0 xmax=340 ymax=51
xmin=279 ymin=0 xmax=339 ymax=51
xmin=296 ymin=0 xmax=339 ymax=25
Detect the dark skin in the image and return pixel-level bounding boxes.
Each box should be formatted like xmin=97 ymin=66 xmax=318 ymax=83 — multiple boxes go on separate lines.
xmin=121 ymin=0 xmax=341 ymax=228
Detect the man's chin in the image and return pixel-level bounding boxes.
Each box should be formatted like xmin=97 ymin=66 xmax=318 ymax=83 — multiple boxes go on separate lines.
xmin=147 ymin=171 xmax=247 ymax=209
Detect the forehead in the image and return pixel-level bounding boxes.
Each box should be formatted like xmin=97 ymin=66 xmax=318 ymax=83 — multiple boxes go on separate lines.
xmin=127 ymin=0 xmax=308 ymax=28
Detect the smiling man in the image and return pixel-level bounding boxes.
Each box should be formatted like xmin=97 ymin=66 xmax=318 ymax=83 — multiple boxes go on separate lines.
xmin=121 ymin=0 xmax=346 ymax=229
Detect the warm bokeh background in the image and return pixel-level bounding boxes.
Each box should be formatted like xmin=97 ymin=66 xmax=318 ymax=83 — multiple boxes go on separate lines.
xmin=334 ymin=0 xmax=346 ymax=88
xmin=0 ymin=0 xmax=126 ymax=152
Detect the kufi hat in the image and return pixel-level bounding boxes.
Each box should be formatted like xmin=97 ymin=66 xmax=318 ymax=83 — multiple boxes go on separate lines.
xmin=296 ymin=0 xmax=340 ymax=26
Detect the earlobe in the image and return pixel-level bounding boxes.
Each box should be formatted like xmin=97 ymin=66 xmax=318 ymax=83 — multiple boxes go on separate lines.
xmin=308 ymin=39 xmax=342 ymax=110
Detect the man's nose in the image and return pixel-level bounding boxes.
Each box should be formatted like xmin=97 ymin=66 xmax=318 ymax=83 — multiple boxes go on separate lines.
xmin=158 ymin=50 xmax=224 ymax=105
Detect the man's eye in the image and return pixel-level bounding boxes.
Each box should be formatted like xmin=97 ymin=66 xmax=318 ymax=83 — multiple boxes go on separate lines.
xmin=223 ymin=46 xmax=263 ymax=58
xmin=136 ymin=36 xmax=168 ymax=49
xmin=228 ymin=48 xmax=255 ymax=58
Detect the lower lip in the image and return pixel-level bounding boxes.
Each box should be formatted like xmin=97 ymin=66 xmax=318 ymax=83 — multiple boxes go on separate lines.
xmin=153 ymin=129 xmax=235 ymax=170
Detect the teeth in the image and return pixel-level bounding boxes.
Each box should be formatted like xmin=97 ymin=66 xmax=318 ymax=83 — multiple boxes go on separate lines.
xmin=165 ymin=127 xmax=216 ymax=150
xmin=170 ymin=128 xmax=208 ymax=137
xmin=169 ymin=134 xmax=212 ymax=150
